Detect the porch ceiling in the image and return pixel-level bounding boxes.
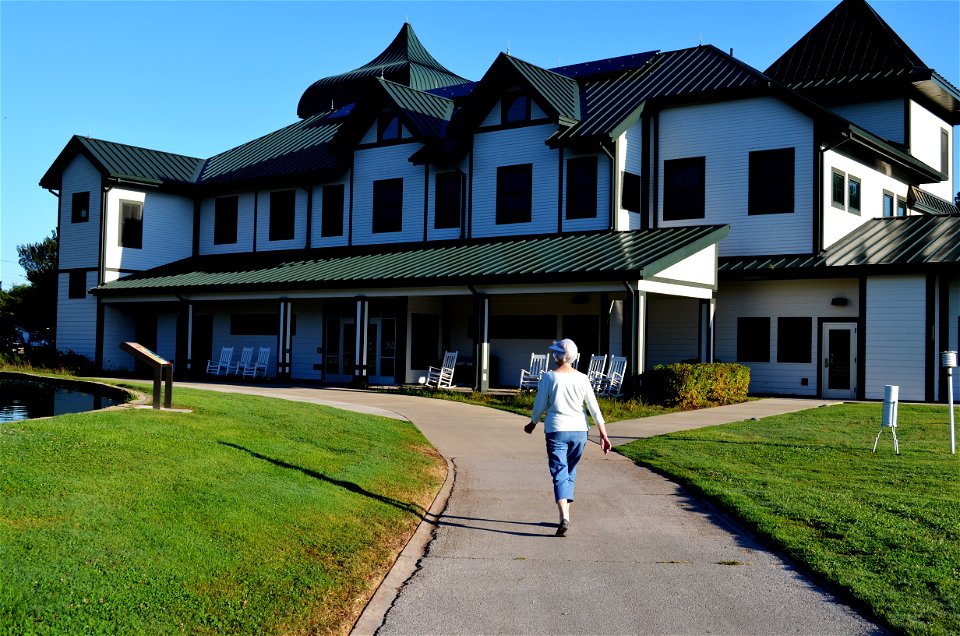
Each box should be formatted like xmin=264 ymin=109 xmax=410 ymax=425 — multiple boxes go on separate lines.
xmin=93 ymin=226 xmax=728 ymax=297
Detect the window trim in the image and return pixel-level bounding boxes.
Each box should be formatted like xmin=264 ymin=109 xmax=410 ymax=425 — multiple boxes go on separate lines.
xmin=663 ymin=156 xmax=706 ymax=221
xmin=847 ymin=175 xmax=861 ymax=215
xmin=268 ymin=189 xmax=296 ymax=242
xmin=831 ymin=168 xmax=846 ymax=210
xmin=118 ymin=199 xmax=143 ymax=249
xmin=565 ymin=156 xmax=599 ymax=220
xmin=214 ymin=195 xmax=239 ymax=245
xmin=882 ymin=190 xmax=895 ymax=217
xmin=320 ymin=184 xmax=345 ymax=238
xmin=496 ymin=163 xmax=533 ymax=225
xmin=372 ymin=178 xmax=403 ymax=234
xmin=71 ymin=191 xmax=90 ymax=224
xmin=896 ymin=196 xmax=907 ymax=217
xmin=747 ymin=147 xmax=795 ymax=215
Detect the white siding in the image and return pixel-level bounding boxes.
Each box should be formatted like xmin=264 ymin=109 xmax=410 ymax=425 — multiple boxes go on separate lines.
xmin=56 ymin=271 xmax=97 ymax=359
xmin=658 ymin=97 xmax=814 ymax=256
xmin=311 ymin=180 xmax=349 ymax=249
xmin=198 ymin=192 xmax=256 ymax=255
xmin=910 ymin=101 xmax=953 ymax=200
xmin=103 ymin=188 xmax=193 ymax=272
xmin=426 ymin=157 xmax=469 ymax=242
xmin=822 ymin=151 xmax=910 ymax=248
xmin=831 ymin=100 xmax=904 ymax=143
xmin=291 ymin=303 xmax=323 ymax=381
xmin=646 ymin=295 xmax=700 ymax=367
xmin=256 ymin=188 xmax=308 ymax=251
xmin=472 ymin=123 xmax=560 ymax=238
xmin=949 ymin=276 xmax=960 ymax=398
xmin=716 ymin=279 xmax=859 ymax=396
xmin=562 ymin=149 xmax=610 ymax=233
xmin=156 ymin=314 xmax=178 ymax=366
xmin=864 ymin=276 xmax=926 ymax=401
xmin=102 ymin=306 xmax=136 ymax=371
xmin=352 ymin=143 xmax=425 ymax=245
xmin=59 ymin=155 xmax=102 ymax=270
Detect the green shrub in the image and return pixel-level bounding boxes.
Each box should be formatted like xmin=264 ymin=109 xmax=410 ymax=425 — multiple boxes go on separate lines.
xmin=642 ymin=362 xmax=750 ymax=408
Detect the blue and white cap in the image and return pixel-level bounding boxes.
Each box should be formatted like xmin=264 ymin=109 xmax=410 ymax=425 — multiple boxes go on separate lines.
xmin=548 ymin=338 xmax=578 ymax=364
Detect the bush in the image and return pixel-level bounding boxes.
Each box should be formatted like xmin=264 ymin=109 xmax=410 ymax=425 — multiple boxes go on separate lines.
xmin=642 ymin=362 xmax=749 ymax=408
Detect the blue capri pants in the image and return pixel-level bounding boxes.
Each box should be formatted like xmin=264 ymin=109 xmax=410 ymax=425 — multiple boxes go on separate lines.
xmin=545 ymin=430 xmax=588 ymax=502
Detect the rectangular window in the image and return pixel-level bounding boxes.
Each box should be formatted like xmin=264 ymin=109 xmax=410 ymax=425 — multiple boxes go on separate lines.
xmin=748 ymin=148 xmax=795 ymax=215
xmin=214 ymin=196 xmax=239 ymax=245
xmin=897 ymin=196 xmax=907 ymax=217
xmin=566 ymin=156 xmax=598 ymax=219
xmin=230 ymin=314 xmax=278 ymax=336
xmin=942 ymin=128 xmax=950 ymax=175
xmin=831 ymin=169 xmax=846 ymax=209
xmin=663 ymin=157 xmax=705 ymax=220
xmin=848 ymin=176 xmax=861 ymax=214
xmin=737 ymin=317 xmax=770 ymax=362
xmin=435 ymin=172 xmax=461 ymax=229
xmin=373 ymin=178 xmax=403 ymax=233
xmin=410 ymin=314 xmax=440 ymax=369
xmin=502 ymin=93 xmax=529 ymax=124
xmin=496 ymin=164 xmax=533 ymax=224
xmin=378 ymin=113 xmax=400 ymax=142
xmin=621 ymin=171 xmax=642 ymax=212
xmin=68 ymin=270 xmax=87 ymax=299
xmin=777 ymin=317 xmax=812 ymax=363
xmin=119 ymin=200 xmax=143 ymax=249
xmin=71 ymin=192 xmax=90 ymax=224
xmin=268 ymin=190 xmax=296 ymax=241
xmin=882 ymin=191 xmax=894 ymax=217
xmin=321 ymin=184 xmax=344 ymax=237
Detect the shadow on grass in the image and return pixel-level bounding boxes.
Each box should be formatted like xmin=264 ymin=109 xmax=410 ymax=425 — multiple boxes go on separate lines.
xmin=219 ymin=441 xmax=427 ymax=517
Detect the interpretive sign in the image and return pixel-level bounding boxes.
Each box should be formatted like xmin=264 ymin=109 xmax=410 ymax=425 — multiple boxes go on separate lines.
xmin=120 ymin=341 xmax=172 ymax=409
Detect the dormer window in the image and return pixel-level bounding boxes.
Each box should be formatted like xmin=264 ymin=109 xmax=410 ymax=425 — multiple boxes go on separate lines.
xmin=378 ymin=113 xmax=401 ymax=142
xmin=502 ymin=93 xmax=529 ymax=124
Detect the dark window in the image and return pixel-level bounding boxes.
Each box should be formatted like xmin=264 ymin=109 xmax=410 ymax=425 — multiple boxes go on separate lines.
xmin=490 ymin=315 xmax=557 ymax=339
xmin=435 ymin=172 xmax=461 ymax=229
xmin=321 ymin=184 xmax=344 ymax=237
xmin=777 ymin=317 xmax=812 ymax=363
xmin=496 ymin=164 xmax=533 ymax=224
xmin=897 ymin=196 xmax=907 ymax=217
xmin=942 ymin=128 xmax=950 ymax=175
xmin=663 ymin=157 xmax=705 ymax=220
xmin=502 ymin=93 xmax=529 ymax=123
xmin=68 ymin=270 xmax=87 ymax=299
xmin=378 ymin=113 xmax=400 ymax=142
xmin=882 ymin=191 xmax=894 ymax=217
xmin=566 ymin=156 xmax=598 ymax=219
xmin=268 ymin=190 xmax=296 ymax=241
xmin=230 ymin=314 xmax=278 ymax=336
xmin=71 ymin=192 xmax=90 ymax=224
xmin=214 ymin=196 xmax=239 ymax=245
xmin=119 ymin=200 xmax=143 ymax=249
xmin=737 ymin=317 xmax=770 ymax=362
xmin=373 ymin=178 xmax=403 ymax=233
xmin=748 ymin=148 xmax=794 ymax=215
xmin=621 ymin=171 xmax=642 ymax=212
xmin=848 ymin=176 xmax=861 ymax=213
xmin=831 ymin=169 xmax=846 ymax=209
xmin=410 ymin=314 xmax=440 ymax=369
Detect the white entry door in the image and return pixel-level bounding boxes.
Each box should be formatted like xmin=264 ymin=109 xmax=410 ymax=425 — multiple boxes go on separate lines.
xmin=822 ymin=322 xmax=857 ymax=399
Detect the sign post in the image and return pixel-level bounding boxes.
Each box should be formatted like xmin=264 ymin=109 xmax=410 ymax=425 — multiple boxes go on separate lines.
xmin=942 ymin=351 xmax=957 ymax=455
xmin=120 ymin=342 xmax=173 ymax=409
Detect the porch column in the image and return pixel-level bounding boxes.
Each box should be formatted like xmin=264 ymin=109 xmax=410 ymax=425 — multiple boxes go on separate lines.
xmin=699 ymin=295 xmax=716 ymax=362
xmin=624 ymin=285 xmax=646 ymax=393
xmin=278 ymin=299 xmax=294 ymax=379
xmin=354 ymin=297 xmax=369 ymax=388
xmin=473 ymin=293 xmax=490 ymax=393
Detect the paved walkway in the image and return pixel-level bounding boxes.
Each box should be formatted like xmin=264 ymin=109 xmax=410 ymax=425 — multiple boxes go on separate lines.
xmin=176 ymin=382 xmax=881 ymax=635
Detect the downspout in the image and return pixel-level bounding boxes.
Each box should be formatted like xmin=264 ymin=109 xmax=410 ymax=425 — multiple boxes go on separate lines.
xmin=423 ymin=164 xmax=430 ymax=242
xmin=557 ymin=146 xmax=564 ymax=234
xmin=192 ymin=198 xmax=201 ymax=258
xmin=652 ymin=113 xmax=660 ymax=229
xmin=599 ymin=140 xmax=616 ymax=231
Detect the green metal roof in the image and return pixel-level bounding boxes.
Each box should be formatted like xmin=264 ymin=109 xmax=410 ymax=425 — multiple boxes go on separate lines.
xmin=502 ymin=55 xmax=580 ymax=123
xmin=377 ymin=79 xmax=453 ymax=140
xmin=40 ymin=136 xmax=204 ymax=190
xmin=94 ymin=226 xmax=728 ymax=297
xmin=719 ymin=215 xmax=960 ymax=276
xmin=908 ymin=187 xmax=960 ymax=216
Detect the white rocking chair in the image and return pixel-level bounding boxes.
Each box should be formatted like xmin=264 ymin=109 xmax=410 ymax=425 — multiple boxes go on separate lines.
xmin=205 ymin=346 xmax=234 ymax=376
xmin=425 ymin=351 xmax=457 ymax=389
xmin=229 ymin=346 xmax=254 ymax=376
xmin=243 ymin=346 xmax=270 ymax=379
xmin=586 ymin=354 xmax=607 ymax=390
xmin=597 ymin=356 xmax=627 ymax=397
xmin=519 ymin=353 xmax=548 ymax=390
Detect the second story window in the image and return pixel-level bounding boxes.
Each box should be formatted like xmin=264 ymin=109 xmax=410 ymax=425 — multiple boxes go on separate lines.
xmin=848 ymin=176 xmax=861 ymax=213
xmin=831 ymin=169 xmax=846 ymax=209
xmin=321 ymin=184 xmax=344 ymax=237
xmin=502 ymin=93 xmax=529 ymax=124
xmin=435 ymin=172 xmax=461 ymax=229
xmin=378 ymin=113 xmax=401 ymax=142
xmin=496 ymin=164 xmax=532 ymax=224
xmin=119 ymin=200 xmax=143 ymax=249
xmin=566 ymin=156 xmax=598 ymax=220
xmin=71 ymin=192 xmax=90 ymax=223
xmin=268 ymin=190 xmax=296 ymax=241
xmin=748 ymin=148 xmax=794 ymax=215
xmin=621 ymin=171 xmax=642 ymax=213
xmin=68 ymin=270 xmax=87 ymax=299
xmin=663 ymin=157 xmax=705 ymax=221
xmin=373 ymin=178 xmax=403 ymax=233
xmin=942 ymin=128 xmax=950 ymax=175
xmin=214 ymin=195 xmax=239 ymax=245
xmin=882 ymin=191 xmax=895 ymax=217
xmin=897 ymin=196 xmax=907 ymax=217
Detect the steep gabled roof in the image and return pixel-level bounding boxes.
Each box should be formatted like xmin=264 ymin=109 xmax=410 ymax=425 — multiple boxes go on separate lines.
xmin=765 ymin=0 xmax=960 ymax=121
xmin=40 ymin=136 xmax=204 ymax=190
xmin=375 ymin=79 xmax=454 ymax=141
xmin=297 ymin=24 xmax=468 ymax=119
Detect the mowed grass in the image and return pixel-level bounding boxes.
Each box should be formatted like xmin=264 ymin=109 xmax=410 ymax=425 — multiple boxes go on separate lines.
xmin=0 ymin=385 xmax=445 ymax=635
xmin=616 ymin=402 xmax=960 ymax=635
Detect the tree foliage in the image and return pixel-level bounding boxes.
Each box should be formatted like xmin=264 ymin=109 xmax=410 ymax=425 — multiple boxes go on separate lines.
xmin=1 ymin=229 xmax=58 ymax=355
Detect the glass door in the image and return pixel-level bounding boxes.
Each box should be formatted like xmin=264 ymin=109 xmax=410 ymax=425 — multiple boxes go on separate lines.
xmin=822 ymin=322 xmax=857 ymax=399
xmin=324 ymin=316 xmax=355 ymax=383
xmin=367 ymin=317 xmax=396 ymax=385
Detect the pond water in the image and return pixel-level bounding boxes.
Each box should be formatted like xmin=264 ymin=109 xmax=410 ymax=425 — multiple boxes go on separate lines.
xmin=0 ymin=378 xmax=124 ymax=423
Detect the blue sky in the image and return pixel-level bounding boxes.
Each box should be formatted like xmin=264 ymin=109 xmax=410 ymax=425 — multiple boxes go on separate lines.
xmin=1 ymin=0 xmax=957 ymax=289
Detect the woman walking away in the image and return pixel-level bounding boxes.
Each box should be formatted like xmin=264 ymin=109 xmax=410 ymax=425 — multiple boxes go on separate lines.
xmin=524 ymin=338 xmax=611 ymax=537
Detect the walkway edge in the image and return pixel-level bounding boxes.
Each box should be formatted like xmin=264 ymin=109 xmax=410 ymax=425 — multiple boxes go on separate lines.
xmin=350 ymin=455 xmax=456 ymax=636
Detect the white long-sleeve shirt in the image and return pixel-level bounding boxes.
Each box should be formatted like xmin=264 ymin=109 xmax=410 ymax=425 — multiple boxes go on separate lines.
xmin=531 ymin=369 xmax=606 ymax=433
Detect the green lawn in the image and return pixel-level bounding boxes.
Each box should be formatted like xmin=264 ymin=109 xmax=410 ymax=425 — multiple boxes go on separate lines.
xmin=0 ymin=385 xmax=444 ymax=635
xmin=616 ymin=402 xmax=960 ymax=635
